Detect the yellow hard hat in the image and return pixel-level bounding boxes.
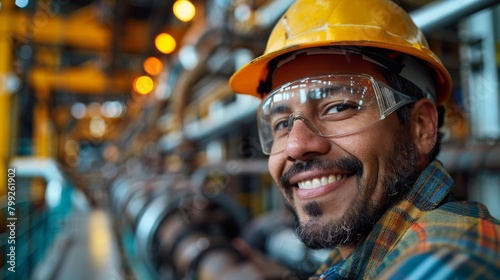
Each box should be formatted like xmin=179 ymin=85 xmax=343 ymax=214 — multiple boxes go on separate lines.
xmin=229 ymin=0 xmax=452 ymax=104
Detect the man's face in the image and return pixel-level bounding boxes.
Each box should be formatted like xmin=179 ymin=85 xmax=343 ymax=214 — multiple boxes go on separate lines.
xmin=267 ymin=53 xmax=420 ymax=249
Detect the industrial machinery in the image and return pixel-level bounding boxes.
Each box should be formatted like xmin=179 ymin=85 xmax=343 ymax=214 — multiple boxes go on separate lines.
xmin=108 ymin=167 xmax=329 ymax=280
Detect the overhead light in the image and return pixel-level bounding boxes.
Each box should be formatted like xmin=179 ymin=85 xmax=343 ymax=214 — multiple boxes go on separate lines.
xmin=155 ymin=33 xmax=177 ymax=54
xmin=179 ymin=44 xmax=198 ymax=70
xmin=101 ymin=101 xmax=124 ymax=118
xmin=87 ymin=102 xmax=101 ymax=117
xmin=173 ymin=0 xmax=196 ymax=22
xmin=234 ymin=4 xmax=251 ymax=22
xmin=15 ymin=0 xmax=29 ymax=8
xmin=64 ymin=140 xmax=79 ymax=156
xmin=143 ymin=56 xmax=164 ymax=76
xmin=133 ymin=76 xmax=154 ymax=95
xmin=4 ymin=73 xmax=21 ymax=93
xmin=71 ymin=102 xmax=86 ymax=119
xmin=89 ymin=117 xmax=107 ymax=138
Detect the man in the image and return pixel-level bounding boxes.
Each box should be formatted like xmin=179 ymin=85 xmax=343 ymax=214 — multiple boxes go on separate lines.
xmin=229 ymin=0 xmax=500 ymax=279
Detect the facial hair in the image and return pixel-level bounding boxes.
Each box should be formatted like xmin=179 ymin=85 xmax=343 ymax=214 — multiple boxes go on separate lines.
xmin=281 ymin=130 xmax=419 ymax=249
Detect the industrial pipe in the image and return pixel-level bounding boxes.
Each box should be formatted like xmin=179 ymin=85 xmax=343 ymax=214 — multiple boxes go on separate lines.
xmin=438 ymin=143 xmax=500 ymax=173
xmin=410 ymin=0 xmax=500 ymax=33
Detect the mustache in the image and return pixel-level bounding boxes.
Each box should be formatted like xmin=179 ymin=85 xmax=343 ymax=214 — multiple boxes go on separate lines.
xmin=279 ymin=156 xmax=363 ymax=187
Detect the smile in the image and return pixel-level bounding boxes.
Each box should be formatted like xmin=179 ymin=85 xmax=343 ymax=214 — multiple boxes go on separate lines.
xmin=297 ymin=174 xmax=349 ymax=189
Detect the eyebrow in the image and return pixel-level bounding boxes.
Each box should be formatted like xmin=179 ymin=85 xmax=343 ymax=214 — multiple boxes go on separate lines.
xmin=268 ymin=85 xmax=349 ymax=116
xmin=270 ymin=104 xmax=291 ymax=116
xmin=309 ymin=85 xmax=345 ymax=98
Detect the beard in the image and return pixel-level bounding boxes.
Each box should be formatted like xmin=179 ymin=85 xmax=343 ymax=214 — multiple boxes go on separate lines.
xmin=281 ymin=130 xmax=419 ymax=249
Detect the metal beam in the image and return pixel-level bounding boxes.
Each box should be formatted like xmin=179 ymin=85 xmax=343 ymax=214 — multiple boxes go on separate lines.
xmin=33 ymin=102 xmax=52 ymax=157
xmin=30 ymin=65 xmax=135 ymax=94
xmin=7 ymin=6 xmax=148 ymax=52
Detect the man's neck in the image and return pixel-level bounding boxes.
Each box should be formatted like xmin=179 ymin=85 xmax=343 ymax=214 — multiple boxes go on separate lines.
xmin=338 ymin=240 xmax=362 ymax=259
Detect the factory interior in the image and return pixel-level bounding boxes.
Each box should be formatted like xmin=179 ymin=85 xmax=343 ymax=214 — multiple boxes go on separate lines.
xmin=1 ymin=0 xmax=500 ymax=279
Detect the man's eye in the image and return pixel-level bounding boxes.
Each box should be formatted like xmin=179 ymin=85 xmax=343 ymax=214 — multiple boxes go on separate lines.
xmin=326 ymin=102 xmax=360 ymax=114
xmin=272 ymin=119 xmax=289 ymax=134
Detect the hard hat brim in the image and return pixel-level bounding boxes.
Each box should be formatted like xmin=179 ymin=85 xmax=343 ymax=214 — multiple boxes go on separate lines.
xmin=230 ymin=40 xmax=452 ymax=105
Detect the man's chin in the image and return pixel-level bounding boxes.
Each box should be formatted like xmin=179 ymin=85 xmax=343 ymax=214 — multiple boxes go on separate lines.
xmin=296 ymin=219 xmax=350 ymax=249
xmin=294 ymin=202 xmax=381 ymax=249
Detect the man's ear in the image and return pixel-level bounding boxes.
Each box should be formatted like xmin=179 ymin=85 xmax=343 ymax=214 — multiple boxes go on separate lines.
xmin=410 ymin=99 xmax=438 ymax=159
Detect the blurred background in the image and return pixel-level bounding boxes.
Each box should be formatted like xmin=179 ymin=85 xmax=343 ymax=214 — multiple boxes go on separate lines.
xmin=1 ymin=0 xmax=500 ymax=279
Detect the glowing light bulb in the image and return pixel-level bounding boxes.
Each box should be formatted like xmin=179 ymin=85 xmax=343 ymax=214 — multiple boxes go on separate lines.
xmin=155 ymin=33 xmax=176 ymax=54
xmin=133 ymin=76 xmax=154 ymax=95
xmin=173 ymin=0 xmax=196 ymax=22
xmin=143 ymin=56 xmax=164 ymax=76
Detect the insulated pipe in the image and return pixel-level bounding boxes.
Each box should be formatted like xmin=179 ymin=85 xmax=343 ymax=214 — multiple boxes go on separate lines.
xmin=242 ymin=209 xmax=330 ymax=278
xmin=410 ymin=0 xmax=500 ymax=33
xmin=135 ymin=192 xmax=174 ymax=270
xmin=438 ymin=143 xmax=500 ymax=173
xmin=110 ymin=175 xmax=148 ymax=218
xmin=151 ymin=193 xmax=247 ymax=279
xmin=124 ymin=174 xmax=189 ymax=228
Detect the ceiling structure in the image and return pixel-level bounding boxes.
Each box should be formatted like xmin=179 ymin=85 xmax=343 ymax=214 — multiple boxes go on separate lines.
xmin=7 ymin=0 xmax=496 ymax=173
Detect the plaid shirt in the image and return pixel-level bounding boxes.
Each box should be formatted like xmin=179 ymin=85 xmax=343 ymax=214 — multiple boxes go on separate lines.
xmin=310 ymin=161 xmax=500 ymax=279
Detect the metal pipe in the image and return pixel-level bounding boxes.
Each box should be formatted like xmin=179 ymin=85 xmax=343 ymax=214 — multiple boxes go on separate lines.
xmin=410 ymin=0 xmax=500 ymax=33
xmin=438 ymin=143 xmax=500 ymax=173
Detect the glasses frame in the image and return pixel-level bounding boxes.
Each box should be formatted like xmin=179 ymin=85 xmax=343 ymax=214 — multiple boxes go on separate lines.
xmin=257 ymin=73 xmax=418 ymax=155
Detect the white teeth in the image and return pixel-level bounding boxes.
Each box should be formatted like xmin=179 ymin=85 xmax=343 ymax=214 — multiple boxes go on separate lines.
xmin=321 ymin=177 xmax=328 ymax=185
xmin=312 ymin=179 xmax=321 ymax=188
xmin=304 ymin=181 xmax=312 ymax=189
xmin=328 ymin=176 xmax=335 ymax=184
xmin=298 ymin=174 xmax=347 ymax=189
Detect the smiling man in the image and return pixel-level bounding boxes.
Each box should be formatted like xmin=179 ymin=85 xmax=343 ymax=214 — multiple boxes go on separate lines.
xmin=229 ymin=0 xmax=500 ymax=279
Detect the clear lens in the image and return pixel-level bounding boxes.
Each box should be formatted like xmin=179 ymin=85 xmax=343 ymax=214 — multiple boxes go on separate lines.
xmin=257 ymin=74 xmax=417 ymax=155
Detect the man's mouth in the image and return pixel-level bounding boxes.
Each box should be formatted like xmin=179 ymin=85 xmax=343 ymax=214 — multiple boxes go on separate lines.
xmin=297 ymin=174 xmax=350 ymax=190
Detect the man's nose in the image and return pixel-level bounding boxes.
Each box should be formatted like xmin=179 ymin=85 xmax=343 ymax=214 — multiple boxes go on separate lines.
xmin=283 ymin=117 xmax=331 ymax=161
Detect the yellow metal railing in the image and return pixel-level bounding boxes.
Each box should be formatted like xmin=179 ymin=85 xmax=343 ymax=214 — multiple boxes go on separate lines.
xmin=0 ymin=0 xmax=14 ymax=198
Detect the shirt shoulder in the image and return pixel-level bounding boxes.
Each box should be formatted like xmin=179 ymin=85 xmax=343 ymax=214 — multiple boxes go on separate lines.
xmin=377 ymin=201 xmax=500 ymax=279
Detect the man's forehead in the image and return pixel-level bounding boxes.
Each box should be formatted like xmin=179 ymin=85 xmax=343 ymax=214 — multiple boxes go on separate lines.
xmin=271 ymin=53 xmax=387 ymax=90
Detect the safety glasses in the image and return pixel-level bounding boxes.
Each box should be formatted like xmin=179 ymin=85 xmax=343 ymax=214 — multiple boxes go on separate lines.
xmin=257 ymin=74 xmax=418 ymax=155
